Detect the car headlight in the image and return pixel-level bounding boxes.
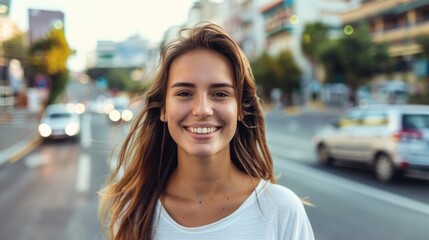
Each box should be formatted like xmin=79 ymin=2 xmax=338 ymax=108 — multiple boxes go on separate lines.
xmin=65 ymin=123 xmax=80 ymax=136
xmin=109 ymin=110 xmax=121 ymax=122
xmin=38 ymin=123 xmax=52 ymax=137
xmin=75 ymin=103 xmax=86 ymax=114
xmin=121 ymin=109 xmax=133 ymax=122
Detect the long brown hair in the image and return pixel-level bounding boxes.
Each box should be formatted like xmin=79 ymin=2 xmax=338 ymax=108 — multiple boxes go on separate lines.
xmin=98 ymin=22 xmax=275 ymax=240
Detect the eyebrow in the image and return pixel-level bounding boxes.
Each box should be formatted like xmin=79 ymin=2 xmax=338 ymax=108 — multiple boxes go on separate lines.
xmin=171 ymin=82 xmax=234 ymax=89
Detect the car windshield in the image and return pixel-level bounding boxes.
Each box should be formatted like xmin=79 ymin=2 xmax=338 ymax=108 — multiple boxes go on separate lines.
xmin=49 ymin=113 xmax=72 ymax=119
xmin=402 ymin=114 xmax=429 ymax=130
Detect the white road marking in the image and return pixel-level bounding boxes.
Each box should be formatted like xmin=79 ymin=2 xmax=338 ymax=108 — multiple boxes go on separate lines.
xmin=81 ymin=114 xmax=92 ymax=148
xmin=76 ymin=154 xmax=91 ymax=192
xmin=275 ymin=156 xmax=429 ymax=216
xmin=24 ymin=153 xmax=48 ymax=168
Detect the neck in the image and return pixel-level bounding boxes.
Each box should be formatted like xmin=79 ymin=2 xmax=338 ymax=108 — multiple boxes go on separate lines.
xmin=166 ymin=151 xmax=249 ymax=200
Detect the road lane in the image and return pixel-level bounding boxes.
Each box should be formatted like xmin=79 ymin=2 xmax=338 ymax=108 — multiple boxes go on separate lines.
xmin=0 ymin=113 xmax=117 ymax=240
xmin=273 ymin=156 xmax=429 ymax=240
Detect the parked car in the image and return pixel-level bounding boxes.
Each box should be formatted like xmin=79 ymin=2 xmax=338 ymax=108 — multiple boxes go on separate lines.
xmin=313 ymin=104 xmax=429 ymax=182
xmin=38 ymin=104 xmax=81 ymax=141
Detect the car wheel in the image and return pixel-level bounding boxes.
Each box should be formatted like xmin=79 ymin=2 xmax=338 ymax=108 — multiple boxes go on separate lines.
xmin=317 ymin=144 xmax=333 ymax=166
xmin=375 ymin=154 xmax=396 ymax=183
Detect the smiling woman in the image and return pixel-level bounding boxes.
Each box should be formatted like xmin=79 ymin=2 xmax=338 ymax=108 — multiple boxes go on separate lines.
xmin=98 ymin=22 xmax=315 ymax=240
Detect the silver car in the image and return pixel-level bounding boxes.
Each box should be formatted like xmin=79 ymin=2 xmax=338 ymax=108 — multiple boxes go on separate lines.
xmin=38 ymin=104 xmax=81 ymax=141
xmin=313 ymin=104 xmax=429 ymax=182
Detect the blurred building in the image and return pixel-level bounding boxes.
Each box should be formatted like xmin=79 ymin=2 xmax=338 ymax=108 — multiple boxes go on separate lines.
xmin=187 ymin=0 xmax=222 ymax=26
xmin=94 ymin=34 xmax=150 ymax=68
xmin=0 ymin=1 xmax=25 ymax=108
xmin=28 ymin=9 xmax=64 ymax=45
xmin=220 ymin=0 xmax=266 ymax=61
xmin=258 ymin=0 xmax=360 ymax=104
xmin=342 ymin=0 xmax=429 ymax=91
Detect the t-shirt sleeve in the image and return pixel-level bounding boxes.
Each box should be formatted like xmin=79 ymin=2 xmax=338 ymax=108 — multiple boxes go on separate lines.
xmin=285 ymin=199 xmax=315 ymax=240
xmin=268 ymin=184 xmax=315 ymax=240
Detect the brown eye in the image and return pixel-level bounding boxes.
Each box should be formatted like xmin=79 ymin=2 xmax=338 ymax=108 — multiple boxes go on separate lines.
xmin=212 ymin=92 xmax=229 ymax=98
xmin=177 ymin=91 xmax=193 ymax=97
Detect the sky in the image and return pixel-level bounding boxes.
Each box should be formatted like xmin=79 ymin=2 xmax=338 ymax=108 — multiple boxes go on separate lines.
xmin=9 ymin=0 xmax=196 ymax=71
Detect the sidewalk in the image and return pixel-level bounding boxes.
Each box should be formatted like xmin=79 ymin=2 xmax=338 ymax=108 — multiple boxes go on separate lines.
xmin=0 ymin=108 xmax=41 ymax=166
xmin=264 ymin=101 xmax=346 ymax=116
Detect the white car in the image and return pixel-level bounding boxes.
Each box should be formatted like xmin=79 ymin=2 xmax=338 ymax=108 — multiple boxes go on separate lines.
xmin=38 ymin=104 xmax=81 ymax=141
xmin=313 ymin=104 xmax=429 ymax=182
xmin=107 ymin=97 xmax=134 ymax=124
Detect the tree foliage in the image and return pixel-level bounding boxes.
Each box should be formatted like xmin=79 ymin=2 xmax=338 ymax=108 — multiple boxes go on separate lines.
xmin=2 ymin=34 xmax=27 ymax=64
xmin=276 ymin=50 xmax=300 ymax=96
xmin=251 ymin=50 xmax=301 ymax=102
xmin=251 ymin=52 xmax=278 ymax=98
xmin=29 ymin=28 xmax=74 ymax=104
xmin=301 ymin=22 xmax=329 ymax=64
xmin=86 ymin=67 xmax=147 ymax=93
xmin=318 ymin=25 xmax=391 ymax=91
xmin=105 ymin=68 xmax=142 ymax=92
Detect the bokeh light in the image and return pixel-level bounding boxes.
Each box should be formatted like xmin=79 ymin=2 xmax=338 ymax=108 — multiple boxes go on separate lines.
xmin=344 ymin=25 xmax=354 ymax=35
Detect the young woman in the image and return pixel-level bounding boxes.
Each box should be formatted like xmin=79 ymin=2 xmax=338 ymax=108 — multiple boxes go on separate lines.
xmin=99 ymin=22 xmax=314 ymax=240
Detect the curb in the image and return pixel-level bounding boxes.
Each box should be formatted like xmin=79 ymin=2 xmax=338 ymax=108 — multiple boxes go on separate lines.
xmin=0 ymin=135 xmax=42 ymax=166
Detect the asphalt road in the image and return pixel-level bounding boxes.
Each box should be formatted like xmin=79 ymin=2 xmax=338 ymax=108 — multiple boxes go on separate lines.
xmin=0 ymin=109 xmax=428 ymax=240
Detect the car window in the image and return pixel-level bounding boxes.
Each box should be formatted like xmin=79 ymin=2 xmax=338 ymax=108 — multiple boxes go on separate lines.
xmin=402 ymin=114 xmax=429 ymax=130
xmin=49 ymin=113 xmax=72 ymax=118
xmin=361 ymin=112 xmax=388 ymax=126
xmin=339 ymin=109 xmax=363 ymax=127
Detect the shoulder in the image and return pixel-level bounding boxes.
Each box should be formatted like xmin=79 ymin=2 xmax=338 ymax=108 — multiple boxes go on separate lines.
xmin=259 ymin=181 xmax=304 ymax=210
xmin=258 ymin=181 xmax=315 ymax=240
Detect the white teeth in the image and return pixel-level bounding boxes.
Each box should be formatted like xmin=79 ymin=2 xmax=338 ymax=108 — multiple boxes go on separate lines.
xmin=187 ymin=127 xmax=217 ymax=134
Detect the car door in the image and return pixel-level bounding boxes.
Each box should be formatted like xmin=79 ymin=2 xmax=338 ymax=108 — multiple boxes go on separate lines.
xmin=352 ymin=110 xmax=389 ymax=162
xmin=327 ymin=108 xmax=364 ymax=159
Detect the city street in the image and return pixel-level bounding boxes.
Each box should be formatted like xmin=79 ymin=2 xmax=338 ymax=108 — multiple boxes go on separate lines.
xmin=0 ymin=109 xmax=428 ymax=240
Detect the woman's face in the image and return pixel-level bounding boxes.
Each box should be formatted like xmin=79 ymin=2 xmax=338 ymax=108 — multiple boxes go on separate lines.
xmin=162 ymin=49 xmax=238 ymax=159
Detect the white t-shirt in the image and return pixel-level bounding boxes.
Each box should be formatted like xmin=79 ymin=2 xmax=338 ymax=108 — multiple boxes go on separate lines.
xmin=152 ymin=179 xmax=315 ymax=240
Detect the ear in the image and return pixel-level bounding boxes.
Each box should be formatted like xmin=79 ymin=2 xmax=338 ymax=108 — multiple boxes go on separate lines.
xmin=160 ymin=108 xmax=167 ymax=122
xmin=159 ymin=108 xmax=167 ymax=122
xmin=238 ymin=111 xmax=244 ymax=121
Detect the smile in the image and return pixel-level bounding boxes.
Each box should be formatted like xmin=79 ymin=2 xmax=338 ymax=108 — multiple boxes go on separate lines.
xmin=186 ymin=127 xmax=218 ymax=134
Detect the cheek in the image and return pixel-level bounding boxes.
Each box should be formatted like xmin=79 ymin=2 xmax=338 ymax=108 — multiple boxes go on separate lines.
xmin=165 ymin=102 xmax=188 ymax=124
xmin=219 ymin=104 xmax=239 ymax=123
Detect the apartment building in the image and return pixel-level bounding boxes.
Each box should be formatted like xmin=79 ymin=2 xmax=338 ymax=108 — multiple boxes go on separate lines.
xmin=342 ymin=0 xmax=429 ymax=85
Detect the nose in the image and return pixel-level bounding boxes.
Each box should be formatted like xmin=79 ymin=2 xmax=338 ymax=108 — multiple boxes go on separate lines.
xmin=192 ymin=94 xmax=213 ymax=118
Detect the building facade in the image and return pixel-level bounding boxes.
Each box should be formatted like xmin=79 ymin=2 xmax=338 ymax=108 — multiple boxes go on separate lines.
xmin=342 ymin=0 xmax=429 ymax=91
xmin=94 ymin=34 xmax=150 ymax=69
xmin=28 ymin=9 xmax=64 ymax=45
xmin=259 ymin=0 xmax=359 ymax=102
xmin=220 ymin=0 xmax=266 ymax=61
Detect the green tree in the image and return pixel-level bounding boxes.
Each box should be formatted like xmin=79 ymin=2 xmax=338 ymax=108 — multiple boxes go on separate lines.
xmin=87 ymin=67 xmax=147 ymax=94
xmin=251 ymin=52 xmax=278 ymax=99
xmin=317 ymin=40 xmax=344 ymax=84
xmin=29 ymin=28 xmax=74 ymax=105
xmin=301 ymin=22 xmax=329 ymax=65
xmin=2 ymin=34 xmax=27 ymax=64
xmin=318 ymin=24 xmax=391 ymax=104
xmin=105 ymin=68 xmax=142 ymax=92
xmin=251 ymin=51 xmax=301 ymax=105
xmin=275 ymin=50 xmax=301 ymax=105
